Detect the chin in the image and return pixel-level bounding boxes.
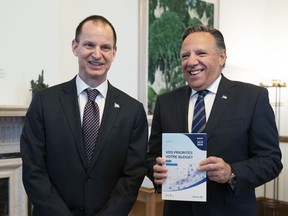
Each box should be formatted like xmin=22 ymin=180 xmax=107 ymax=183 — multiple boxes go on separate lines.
xmin=188 ymin=81 xmax=205 ymax=90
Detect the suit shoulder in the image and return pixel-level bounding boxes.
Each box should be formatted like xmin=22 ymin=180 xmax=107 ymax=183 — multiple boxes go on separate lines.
xmin=158 ymin=85 xmax=190 ymax=98
xmin=156 ymin=86 xmax=190 ymax=103
xmin=35 ymin=79 xmax=73 ymax=94
xmin=31 ymin=79 xmax=76 ymax=104
xmin=109 ymin=85 xmax=143 ymax=106
xmin=225 ymin=77 xmax=266 ymax=94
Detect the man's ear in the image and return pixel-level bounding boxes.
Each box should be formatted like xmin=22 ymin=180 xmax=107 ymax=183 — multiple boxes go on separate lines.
xmin=219 ymin=49 xmax=227 ymax=67
xmin=72 ymin=39 xmax=78 ymax=56
xmin=111 ymin=46 xmax=117 ymax=61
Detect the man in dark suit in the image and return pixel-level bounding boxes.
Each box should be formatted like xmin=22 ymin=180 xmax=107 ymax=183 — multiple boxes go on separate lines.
xmin=146 ymin=25 xmax=282 ymax=216
xmin=20 ymin=15 xmax=148 ymax=216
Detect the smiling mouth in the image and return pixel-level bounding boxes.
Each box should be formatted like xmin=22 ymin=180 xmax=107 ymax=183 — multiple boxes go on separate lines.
xmin=189 ymin=69 xmax=204 ymax=76
xmin=89 ymin=60 xmax=104 ymax=66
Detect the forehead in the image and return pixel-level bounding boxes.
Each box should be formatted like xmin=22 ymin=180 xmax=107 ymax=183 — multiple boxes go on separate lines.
xmin=181 ymin=32 xmax=216 ymax=50
xmin=80 ymin=20 xmax=113 ymax=40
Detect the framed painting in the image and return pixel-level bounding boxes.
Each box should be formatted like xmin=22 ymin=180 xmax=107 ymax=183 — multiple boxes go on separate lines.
xmin=138 ymin=0 xmax=219 ymax=116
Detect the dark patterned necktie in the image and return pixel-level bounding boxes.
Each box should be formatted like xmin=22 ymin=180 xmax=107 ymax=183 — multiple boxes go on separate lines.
xmin=82 ymin=89 xmax=100 ymax=167
xmin=192 ymin=90 xmax=209 ymax=133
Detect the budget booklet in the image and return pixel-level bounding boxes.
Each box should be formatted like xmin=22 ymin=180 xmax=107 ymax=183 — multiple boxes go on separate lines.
xmin=162 ymin=133 xmax=207 ymax=202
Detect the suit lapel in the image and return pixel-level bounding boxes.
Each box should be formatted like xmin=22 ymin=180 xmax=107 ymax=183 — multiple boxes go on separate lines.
xmin=205 ymin=75 xmax=237 ymax=140
xmin=175 ymin=86 xmax=191 ymax=133
xmin=59 ymin=77 xmax=87 ymax=168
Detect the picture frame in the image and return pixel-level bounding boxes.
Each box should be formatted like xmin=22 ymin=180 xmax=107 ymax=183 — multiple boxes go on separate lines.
xmin=138 ymin=0 xmax=219 ymax=117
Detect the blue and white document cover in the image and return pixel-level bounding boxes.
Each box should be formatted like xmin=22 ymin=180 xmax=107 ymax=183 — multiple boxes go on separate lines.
xmin=162 ymin=133 xmax=207 ymax=202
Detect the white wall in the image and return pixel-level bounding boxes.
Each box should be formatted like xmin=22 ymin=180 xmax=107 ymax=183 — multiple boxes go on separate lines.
xmin=220 ymin=0 xmax=288 ymax=136
xmin=219 ymin=0 xmax=288 ymax=201
xmin=0 ymin=0 xmax=287 ymax=201
xmin=0 ymin=0 xmax=139 ymax=105
xmin=0 ymin=0 xmax=61 ymax=105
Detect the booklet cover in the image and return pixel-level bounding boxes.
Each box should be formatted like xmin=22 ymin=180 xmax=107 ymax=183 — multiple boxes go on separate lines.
xmin=162 ymin=133 xmax=207 ymax=202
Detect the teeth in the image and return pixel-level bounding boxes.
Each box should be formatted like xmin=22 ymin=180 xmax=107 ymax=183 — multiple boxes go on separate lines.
xmin=189 ymin=69 xmax=203 ymax=75
xmin=90 ymin=61 xmax=102 ymax=66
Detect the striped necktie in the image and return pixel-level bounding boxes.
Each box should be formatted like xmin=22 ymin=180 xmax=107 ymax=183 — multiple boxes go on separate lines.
xmin=192 ymin=90 xmax=209 ymax=133
xmin=82 ymin=89 xmax=100 ymax=167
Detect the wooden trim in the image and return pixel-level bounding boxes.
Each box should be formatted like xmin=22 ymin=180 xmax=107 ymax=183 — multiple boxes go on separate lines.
xmin=129 ymin=187 xmax=163 ymax=216
xmin=257 ymin=197 xmax=288 ymax=216
xmin=279 ymin=136 xmax=288 ymax=143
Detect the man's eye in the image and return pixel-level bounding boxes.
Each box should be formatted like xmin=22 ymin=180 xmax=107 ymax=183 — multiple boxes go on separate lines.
xmin=84 ymin=43 xmax=95 ymax=49
xmin=198 ymin=52 xmax=206 ymax=56
xmin=101 ymin=45 xmax=112 ymax=51
xmin=181 ymin=54 xmax=189 ymax=60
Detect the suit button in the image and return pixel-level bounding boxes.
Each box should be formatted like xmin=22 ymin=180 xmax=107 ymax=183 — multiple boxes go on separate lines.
xmin=80 ymin=207 xmax=84 ymax=211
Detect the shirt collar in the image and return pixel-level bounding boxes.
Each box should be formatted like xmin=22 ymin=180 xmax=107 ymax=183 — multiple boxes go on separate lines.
xmin=76 ymin=75 xmax=108 ymax=99
xmin=190 ymin=75 xmax=222 ymax=97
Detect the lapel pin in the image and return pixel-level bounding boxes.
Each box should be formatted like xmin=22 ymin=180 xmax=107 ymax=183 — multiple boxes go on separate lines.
xmin=114 ymin=103 xmax=120 ymax=108
xmin=222 ymin=95 xmax=228 ymax=100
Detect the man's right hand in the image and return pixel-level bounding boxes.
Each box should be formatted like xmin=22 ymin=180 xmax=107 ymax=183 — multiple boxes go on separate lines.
xmin=153 ymin=157 xmax=168 ymax=185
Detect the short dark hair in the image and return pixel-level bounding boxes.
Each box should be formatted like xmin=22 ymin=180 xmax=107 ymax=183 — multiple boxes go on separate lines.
xmin=75 ymin=15 xmax=117 ymax=48
xmin=182 ymin=25 xmax=226 ymax=51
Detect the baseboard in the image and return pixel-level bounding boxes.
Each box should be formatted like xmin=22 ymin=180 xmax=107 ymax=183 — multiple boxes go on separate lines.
xmin=257 ymin=197 xmax=288 ymax=216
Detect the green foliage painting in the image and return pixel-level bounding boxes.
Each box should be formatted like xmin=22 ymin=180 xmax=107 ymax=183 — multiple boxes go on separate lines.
xmin=148 ymin=0 xmax=216 ymax=114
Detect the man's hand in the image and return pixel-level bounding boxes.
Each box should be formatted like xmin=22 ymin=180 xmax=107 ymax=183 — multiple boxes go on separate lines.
xmin=153 ymin=157 xmax=168 ymax=185
xmin=197 ymin=156 xmax=232 ymax=183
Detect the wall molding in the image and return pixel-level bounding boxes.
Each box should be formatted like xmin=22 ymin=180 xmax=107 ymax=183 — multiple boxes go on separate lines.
xmin=0 ymin=106 xmax=27 ymax=117
xmin=279 ymin=136 xmax=288 ymax=143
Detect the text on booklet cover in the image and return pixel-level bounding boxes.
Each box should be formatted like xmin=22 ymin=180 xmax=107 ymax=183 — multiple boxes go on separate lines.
xmin=162 ymin=133 xmax=207 ymax=202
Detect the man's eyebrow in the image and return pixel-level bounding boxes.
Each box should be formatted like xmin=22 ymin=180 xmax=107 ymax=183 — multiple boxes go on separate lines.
xmin=180 ymin=51 xmax=190 ymax=55
xmin=196 ymin=48 xmax=207 ymax=52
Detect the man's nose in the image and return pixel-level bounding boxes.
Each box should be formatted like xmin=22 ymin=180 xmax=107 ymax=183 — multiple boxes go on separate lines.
xmin=187 ymin=55 xmax=199 ymax=67
xmin=92 ymin=46 xmax=101 ymax=58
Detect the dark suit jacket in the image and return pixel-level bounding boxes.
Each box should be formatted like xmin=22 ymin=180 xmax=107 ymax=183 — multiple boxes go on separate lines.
xmin=21 ymin=77 xmax=148 ymax=216
xmin=147 ymin=75 xmax=282 ymax=216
